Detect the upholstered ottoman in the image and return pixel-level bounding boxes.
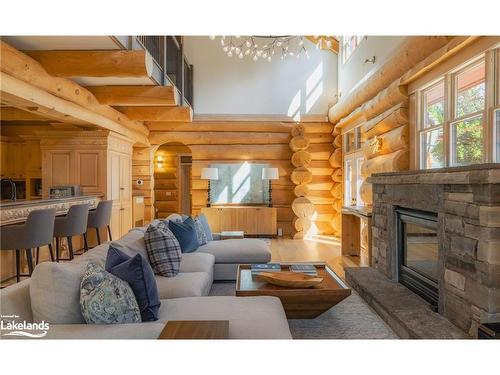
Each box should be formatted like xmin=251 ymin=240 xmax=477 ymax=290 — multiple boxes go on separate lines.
xmin=196 ymin=239 xmax=271 ymax=280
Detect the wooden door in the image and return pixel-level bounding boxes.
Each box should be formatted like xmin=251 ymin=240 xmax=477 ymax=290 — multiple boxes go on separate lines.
xmin=119 ymin=154 xmax=132 ymax=235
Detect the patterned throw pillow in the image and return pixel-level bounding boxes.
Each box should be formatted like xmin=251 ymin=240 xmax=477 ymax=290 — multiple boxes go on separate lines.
xmin=193 ymin=217 xmax=208 ymax=245
xmin=196 ymin=213 xmax=213 ymax=242
xmin=80 ymin=262 xmax=141 ymax=324
xmin=144 ymin=223 xmax=182 ymax=277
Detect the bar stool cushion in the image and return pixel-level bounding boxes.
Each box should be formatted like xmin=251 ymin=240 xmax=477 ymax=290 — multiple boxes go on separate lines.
xmin=105 ymin=246 xmax=160 ymax=322
xmin=30 ymin=262 xmax=87 ymax=324
xmin=80 ymin=263 xmax=141 ymax=324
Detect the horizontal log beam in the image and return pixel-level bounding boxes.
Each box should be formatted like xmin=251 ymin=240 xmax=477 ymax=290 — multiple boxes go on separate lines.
xmin=190 ymin=144 xmax=292 ymax=160
xmin=0 ymin=107 xmax=50 ymax=121
xmin=120 ymin=106 xmax=193 ymax=122
xmin=0 ymin=41 xmax=149 ymax=138
xmin=25 ymin=50 xmax=154 ymax=78
xmin=146 ymin=121 xmax=333 ymax=133
xmin=87 ymin=85 xmax=179 ymax=106
xmin=329 ymin=36 xmax=453 ymax=124
xmin=0 ymin=72 xmax=149 ymax=145
xmin=149 ymin=131 xmax=290 ymax=145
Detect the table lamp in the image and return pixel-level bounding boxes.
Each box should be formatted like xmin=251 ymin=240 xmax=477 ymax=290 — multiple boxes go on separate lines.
xmin=201 ymin=167 xmax=219 ymax=207
xmin=262 ymin=167 xmax=279 ymax=207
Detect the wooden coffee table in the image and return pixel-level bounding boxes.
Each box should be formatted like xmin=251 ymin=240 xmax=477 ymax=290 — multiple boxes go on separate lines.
xmin=236 ymin=263 xmax=351 ymax=319
xmin=158 ymin=320 xmax=229 ymax=339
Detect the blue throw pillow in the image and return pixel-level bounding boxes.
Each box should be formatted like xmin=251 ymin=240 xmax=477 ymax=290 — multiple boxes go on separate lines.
xmin=196 ymin=213 xmax=213 ymax=241
xmin=105 ymin=246 xmax=161 ymax=322
xmin=168 ymin=216 xmax=199 ymax=253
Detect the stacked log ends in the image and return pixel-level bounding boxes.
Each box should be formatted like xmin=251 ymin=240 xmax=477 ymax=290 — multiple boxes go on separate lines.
xmin=333 ymin=134 xmax=342 ymax=148
xmin=328 ymin=148 xmax=342 ymax=168
xmin=294 ymin=184 xmax=309 ymax=197
xmin=291 ymin=123 xmax=306 ymax=137
xmin=329 ymin=126 xmax=343 ymax=238
xmin=291 ymin=150 xmax=312 ymax=167
xmin=290 ymin=125 xmax=314 ymax=239
xmin=331 ymin=168 xmax=342 ymax=182
xmin=289 ymin=135 xmax=310 ymax=151
xmin=291 ymin=167 xmax=313 ymax=185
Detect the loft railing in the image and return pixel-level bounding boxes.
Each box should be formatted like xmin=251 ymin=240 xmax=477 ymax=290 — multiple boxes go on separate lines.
xmin=134 ymin=35 xmax=193 ymax=107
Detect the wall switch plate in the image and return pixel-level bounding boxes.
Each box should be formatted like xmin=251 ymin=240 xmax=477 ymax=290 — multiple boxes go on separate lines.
xmin=166 ymin=191 xmax=172 ymax=196
xmin=278 ymin=228 xmax=283 ymax=236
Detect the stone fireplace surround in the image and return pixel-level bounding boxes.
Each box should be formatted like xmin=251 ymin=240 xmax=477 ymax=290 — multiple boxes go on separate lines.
xmin=366 ymin=164 xmax=500 ymax=336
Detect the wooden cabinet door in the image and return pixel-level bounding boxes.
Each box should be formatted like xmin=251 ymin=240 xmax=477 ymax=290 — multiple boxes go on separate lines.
xmin=200 ymin=207 xmax=221 ymax=233
xmin=110 ymin=201 xmax=122 ymax=240
xmin=119 ymin=154 xmax=131 ymax=204
xmin=120 ymin=203 xmax=132 ymax=236
xmin=255 ymin=207 xmax=277 ymax=235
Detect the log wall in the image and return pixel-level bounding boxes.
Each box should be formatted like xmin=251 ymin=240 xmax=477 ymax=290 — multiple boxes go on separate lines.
xmin=147 ymin=121 xmax=333 ymax=236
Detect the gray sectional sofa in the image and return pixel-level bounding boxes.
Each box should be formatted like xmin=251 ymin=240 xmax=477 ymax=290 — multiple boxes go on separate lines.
xmin=0 ymin=219 xmax=291 ymax=339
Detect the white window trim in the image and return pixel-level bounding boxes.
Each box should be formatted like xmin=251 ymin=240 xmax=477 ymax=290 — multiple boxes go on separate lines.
xmin=415 ymin=51 xmax=499 ymax=169
xmin=341 ymin=36 xmax=364 ymax=65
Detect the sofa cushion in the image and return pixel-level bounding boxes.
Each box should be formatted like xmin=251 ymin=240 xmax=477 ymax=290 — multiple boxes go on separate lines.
xmin=180 ymin=252 xmax=215 ymax=274
xmin=144 ymin=223 xmax=182 ymax=277
xmin=155 ymin=272 xmax=211 ymax=299
xmin=80 ymin=263 xmax=141 ymax=324
xmin=157 ymin=296 xmax=292 ymax=339
xmin=168 ymin=217 xmax=199 ymax=253
xmin=193 ymin=216 xmax=208 ymax=245
xmin=105 ymin=246 xmax=160 ymax=322
xmin=109 ymin=228 xmax=148 ymax=260
xmin=30 ymin=262 xmax=86 ymax=324
xmin=197 ymin=239 xmax=271 ymax=264
xmin=196 ymin=213 xmax=213 ymax=241
xmin=72 ymin=242 xmax=109 ymax=267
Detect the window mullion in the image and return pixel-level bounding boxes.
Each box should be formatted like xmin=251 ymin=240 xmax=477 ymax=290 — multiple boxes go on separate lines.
xmin=444 ymin=73 xmax=453 ymax=167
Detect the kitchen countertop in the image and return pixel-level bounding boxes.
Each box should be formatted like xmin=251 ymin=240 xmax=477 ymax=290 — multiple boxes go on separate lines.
xmin=0 ymin=195 xmax=101 ymax=226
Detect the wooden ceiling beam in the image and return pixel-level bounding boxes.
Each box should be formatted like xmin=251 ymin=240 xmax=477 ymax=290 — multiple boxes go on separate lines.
xmin=87 ymin=85 xmax=179 ymax=106
xmin=118 ymin=106 xmax=193 ymax=122
xmin=0 ymin=41 xmax=149 ymax=141
xmin=306 ymin=36 xmax=339 ymax=54
xmin=1 ymin=71 xmax=149 ymax=145
xmin=1 ymin=107 xmax=51 ymax=121
xmin=24 ymin=50 xmax=154 ymax=78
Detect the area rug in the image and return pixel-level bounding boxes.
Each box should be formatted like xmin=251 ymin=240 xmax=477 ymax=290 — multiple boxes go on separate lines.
xmin=209 ymin=282 xmax=398 ymax=339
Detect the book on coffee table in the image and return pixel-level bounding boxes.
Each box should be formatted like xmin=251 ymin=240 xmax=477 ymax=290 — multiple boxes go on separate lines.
xmin=251 ymin=263 xmax=281 ymax=275
xmin=290 ymin=264 xmax=318 ymax=276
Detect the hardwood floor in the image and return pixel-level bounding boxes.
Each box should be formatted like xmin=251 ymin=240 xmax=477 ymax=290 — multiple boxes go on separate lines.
xmin=269 ymin=235 xmax=366 ymax=279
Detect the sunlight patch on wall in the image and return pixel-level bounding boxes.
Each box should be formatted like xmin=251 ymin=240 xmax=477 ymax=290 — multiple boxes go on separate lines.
xmin=287 ymin=89 xmax=302 ymax=121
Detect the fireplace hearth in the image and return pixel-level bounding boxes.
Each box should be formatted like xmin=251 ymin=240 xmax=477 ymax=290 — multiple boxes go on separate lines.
xmin=367 ymin=164 xmax=500 ymax=336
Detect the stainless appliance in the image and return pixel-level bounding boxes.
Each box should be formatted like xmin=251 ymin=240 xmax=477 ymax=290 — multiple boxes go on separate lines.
xmin=49 ymin=185 xmax=82 ymax=199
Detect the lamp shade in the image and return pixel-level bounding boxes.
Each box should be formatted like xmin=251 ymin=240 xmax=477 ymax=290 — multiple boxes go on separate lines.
xmin=262 ymin=167 xmax=279 ymax=180
xmin=201 ymin=167 xmax=219 ymax=180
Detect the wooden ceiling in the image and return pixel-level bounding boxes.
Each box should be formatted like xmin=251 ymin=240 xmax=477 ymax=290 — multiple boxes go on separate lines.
xmin=1 ymin=40 xmax=193 ymax=144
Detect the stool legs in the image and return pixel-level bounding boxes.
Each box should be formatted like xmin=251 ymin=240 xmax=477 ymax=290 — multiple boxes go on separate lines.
xmin=15 ymin=250 xmax=21 ymax=283
xmin=107 ymin=225 xmax=112 ymax=241
xmin=82 ymin=233 xmax=89 ymax=253
xmin=35 ymin=244 xmax=55 ymax=264
xmin=25 ymin=249 xmax=34 ymax=275
xmin=67 ymin=236 xmax=74 ymax=260
xmin=95 ymin=227 xmax=101 ymax=245
xmin=56 ymin=237 xmax=60 ymax=262
xmin=36 ymin=247 xmax=40 ymax=265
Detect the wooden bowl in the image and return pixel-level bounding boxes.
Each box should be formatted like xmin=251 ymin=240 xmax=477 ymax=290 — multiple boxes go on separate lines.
xmin=254 ymin=271 xmax=323 ymax=288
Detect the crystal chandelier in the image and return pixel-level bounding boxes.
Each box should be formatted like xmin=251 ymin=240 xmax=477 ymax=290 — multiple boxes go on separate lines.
xmin=209 ymin=35 xmax=314 ymax=62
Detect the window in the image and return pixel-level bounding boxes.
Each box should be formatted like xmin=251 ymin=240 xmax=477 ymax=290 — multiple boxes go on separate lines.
xmin=341 ymin=36 xmax=364 ymax=64
xmin=344 ymin=126 xmax=365 ymax=206
xmin=417 ymin=56 xmax=493 ymax=169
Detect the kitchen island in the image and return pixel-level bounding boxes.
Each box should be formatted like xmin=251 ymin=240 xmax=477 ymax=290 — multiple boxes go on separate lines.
xmin=0 ymin=196 xmax=100 ymax=226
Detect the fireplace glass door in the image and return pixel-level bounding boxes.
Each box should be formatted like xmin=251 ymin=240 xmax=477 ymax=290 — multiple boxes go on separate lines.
xmin=397 ymin=208 xmax=439 ymax=308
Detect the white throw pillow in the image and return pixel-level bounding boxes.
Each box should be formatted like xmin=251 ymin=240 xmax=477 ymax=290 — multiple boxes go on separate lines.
xmin=30 ymin=262 xmax=87 ymax=324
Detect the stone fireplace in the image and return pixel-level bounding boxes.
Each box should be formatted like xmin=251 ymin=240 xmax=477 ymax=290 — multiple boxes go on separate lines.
xmin=368 ymin=164 xmax=500 ymax=336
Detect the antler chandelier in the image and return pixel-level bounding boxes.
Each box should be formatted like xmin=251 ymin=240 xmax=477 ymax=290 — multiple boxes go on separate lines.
xmin=209 ymin=35 xmax=319 ymax=62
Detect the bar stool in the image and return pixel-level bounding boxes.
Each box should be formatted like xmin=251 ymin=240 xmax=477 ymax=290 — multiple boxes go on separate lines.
xmin=86 ymin=200 xmax=113 ymax=246
xmin=0 ymin=208 xmax=56 ymax=282
xmin=53 ymin=203 xmax=90 ymax=262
